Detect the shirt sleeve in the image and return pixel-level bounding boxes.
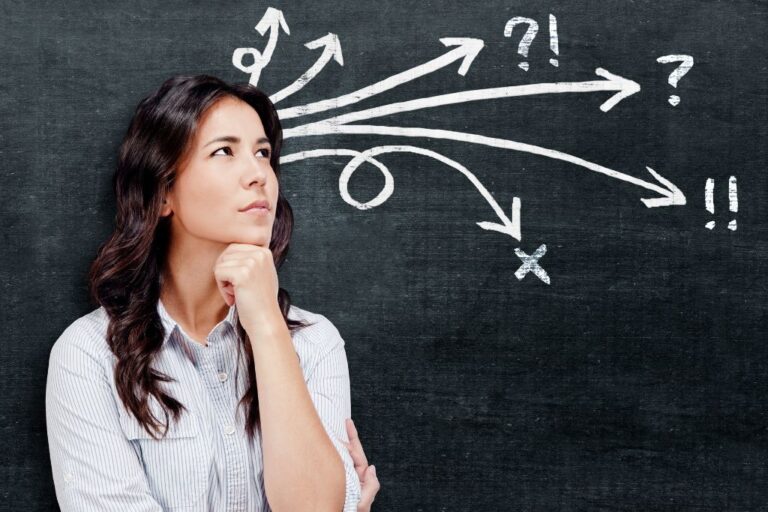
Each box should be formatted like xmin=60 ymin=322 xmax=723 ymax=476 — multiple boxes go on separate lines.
xmin=305 ymin=317 xmax=362 ymax=512
xmin=45 ymin=324 xmax=164 ymax=511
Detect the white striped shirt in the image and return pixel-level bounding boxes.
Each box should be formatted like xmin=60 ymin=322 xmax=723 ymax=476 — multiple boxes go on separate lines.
xmin=45 ymin=298 xmax=362 ymax=511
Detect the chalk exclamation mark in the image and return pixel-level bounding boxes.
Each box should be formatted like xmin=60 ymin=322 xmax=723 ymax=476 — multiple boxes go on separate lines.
xmin=705 ymin=177 xmax=715 ymax=229
xmin=728 ymin=175 xmax=737 ymax=231
xmin=549 ymin=14 xmax=559 ymax=67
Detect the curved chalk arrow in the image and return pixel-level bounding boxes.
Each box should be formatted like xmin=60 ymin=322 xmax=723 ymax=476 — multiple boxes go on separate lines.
xmin=282 ymin=124 xmax=686 ymax=208
xmin=232 ymin=7 xmax=290 ymax=86
xmin=280 ymin=145 xmax=522 ymax=240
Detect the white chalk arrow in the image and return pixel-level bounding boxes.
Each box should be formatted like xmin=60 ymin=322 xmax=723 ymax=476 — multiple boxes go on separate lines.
xmin=286 ymin=67 xmax=640 ymax=133
xmin=232 ymin=7 xmax=290 ymax=86
xmin=282 ymin=124 xmax=686 ymax=208
xmin=276 ymin=37 xmax=484 ymax=121
xmin=270 ymin=33 xmax=344 ymax=104
xmin=280 ymin=145 xmax=522 ymax=240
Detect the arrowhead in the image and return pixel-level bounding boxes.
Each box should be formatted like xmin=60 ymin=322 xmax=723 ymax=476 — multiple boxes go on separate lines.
xmin=438 ymin=37 xmax=485 ymax=76
xmin=255 ymin=7 xmax=290 ymax=36
xmin=594 ymin=67 xmax=641 ymax=112
xmin=305 ymin=33 xmax=344 ymax=66
xmin=476 ymin=197 xmax=521 ymax=241
xmin=640 ymin=166 xmax=687 ymax=207
xmin=476 ymin=221 xmax=521 ymax=240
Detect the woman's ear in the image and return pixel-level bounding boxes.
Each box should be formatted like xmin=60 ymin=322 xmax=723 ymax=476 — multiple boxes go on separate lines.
xmin=160 ymin=198 xmax=173 ymax=217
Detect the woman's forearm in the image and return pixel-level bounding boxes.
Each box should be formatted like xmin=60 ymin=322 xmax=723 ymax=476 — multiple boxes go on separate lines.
xmin=246 ymin=303 xmax=346 ymax=512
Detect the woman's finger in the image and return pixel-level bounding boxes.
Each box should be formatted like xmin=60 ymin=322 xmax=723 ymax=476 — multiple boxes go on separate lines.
xmin=338 ymin=418 xmax=381 ymax=510
xmin=342 ymin=420 xmax=368 ymax=482
xmin=342 ymin=439 xmax=367 ymax=482
xmin=212 ymin=263 xmax=245 ymax=306
xmin=357 ymin=465 xmax=380 ymax=511
xmin=345 ymin=418 xmax=369 ymax=468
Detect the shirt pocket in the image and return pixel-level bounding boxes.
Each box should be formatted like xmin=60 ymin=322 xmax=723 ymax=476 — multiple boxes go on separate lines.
xmin=119 ymin=404 xmax=208 ymax=510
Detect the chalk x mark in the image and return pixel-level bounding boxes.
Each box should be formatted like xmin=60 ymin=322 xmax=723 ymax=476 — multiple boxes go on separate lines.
xmin=514 ymin=244 xmax=550 ymax=284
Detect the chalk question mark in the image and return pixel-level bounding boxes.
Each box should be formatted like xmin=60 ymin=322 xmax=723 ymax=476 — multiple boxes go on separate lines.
xmin=504 ymin=17 xmax=539 ymax=71
xmin=656 ymin=54 xmax=694 ymax=106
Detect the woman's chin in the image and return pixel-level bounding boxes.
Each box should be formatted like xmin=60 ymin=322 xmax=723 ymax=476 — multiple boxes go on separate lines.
xmin=234 ymin=233 xmax=271 ymax=247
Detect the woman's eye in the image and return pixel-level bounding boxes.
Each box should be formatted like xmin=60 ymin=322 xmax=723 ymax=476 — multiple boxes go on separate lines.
xmin=212 ymin=146 xmax=232 ymax=156
xmin=210 ymin=146 xmax=270 ymax=158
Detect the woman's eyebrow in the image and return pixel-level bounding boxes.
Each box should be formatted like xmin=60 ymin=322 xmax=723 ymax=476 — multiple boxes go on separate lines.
xmin=203 ymin=136 xmax=270 ymax=147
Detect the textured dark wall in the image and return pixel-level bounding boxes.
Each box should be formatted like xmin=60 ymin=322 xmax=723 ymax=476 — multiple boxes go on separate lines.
xmin=2 ymin=1 xmax=766 ymax=510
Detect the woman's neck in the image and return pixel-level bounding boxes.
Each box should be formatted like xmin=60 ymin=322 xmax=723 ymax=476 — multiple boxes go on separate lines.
xmin=160 ymin=238 xmax=230 ymax=343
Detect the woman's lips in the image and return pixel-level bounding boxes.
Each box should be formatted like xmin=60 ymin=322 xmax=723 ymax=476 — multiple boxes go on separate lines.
xmin=241 ymin=206 xmax=269 ymax=216
xmin=239 ymin=199 xmax=270 ymax=211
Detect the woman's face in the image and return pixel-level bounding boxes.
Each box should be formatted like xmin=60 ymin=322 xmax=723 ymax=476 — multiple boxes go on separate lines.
xmin=162 ymin=95 xmax=279 ymax=249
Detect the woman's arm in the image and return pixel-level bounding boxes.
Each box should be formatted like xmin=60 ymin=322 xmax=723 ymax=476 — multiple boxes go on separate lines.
xmin=45 ymin=324 xmax=164 ymax=511
xmin=249 ymin=305 xmax=351 ymax=512
xmin=305 ymin=320 xmax=363 ymax=511
xmin=341 ymin=419 xmax=380 ymax=511
xmin=213 ymin=243 xmax=360 ymax=510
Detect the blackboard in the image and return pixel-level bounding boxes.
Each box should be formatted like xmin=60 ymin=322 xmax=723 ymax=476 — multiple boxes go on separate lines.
xmin=3 ymin=1 xmax=767 ymax=510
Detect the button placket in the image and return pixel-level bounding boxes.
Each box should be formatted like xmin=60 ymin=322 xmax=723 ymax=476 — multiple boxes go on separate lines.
xmin=205 ymin=332 xmax=248 ymax=511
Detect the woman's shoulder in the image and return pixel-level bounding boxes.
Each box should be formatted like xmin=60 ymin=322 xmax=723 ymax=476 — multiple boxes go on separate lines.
xmin=49 ymin=306 xmax=112 ymax=366
xmin=287 ymin=303 xmax=324 ymax=325
xmin=287 ymin=304 xmax=348 ymax=372
xmin=288 ymin=304 xmax=344 ymax=343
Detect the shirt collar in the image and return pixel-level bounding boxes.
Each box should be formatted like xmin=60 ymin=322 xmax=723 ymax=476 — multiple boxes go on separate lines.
xmin=156 ymin=297 xmax=239 ymax=346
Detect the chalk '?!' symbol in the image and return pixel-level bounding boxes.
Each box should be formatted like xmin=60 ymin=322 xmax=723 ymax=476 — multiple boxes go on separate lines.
xmin=656 ymin=54 xmax=694 ymax=107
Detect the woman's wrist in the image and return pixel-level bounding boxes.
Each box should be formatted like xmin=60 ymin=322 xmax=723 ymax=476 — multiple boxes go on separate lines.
xmin=242 ymin=300 xmax=287 ymax=343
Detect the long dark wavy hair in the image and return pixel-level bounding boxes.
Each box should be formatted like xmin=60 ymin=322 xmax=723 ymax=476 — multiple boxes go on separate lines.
xmin=88 ymin=74 xmax=314 ymax=440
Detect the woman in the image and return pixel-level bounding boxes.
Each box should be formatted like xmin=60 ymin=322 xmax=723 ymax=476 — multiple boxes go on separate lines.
xmin=45 ymin=74 xmax=380 ymax=511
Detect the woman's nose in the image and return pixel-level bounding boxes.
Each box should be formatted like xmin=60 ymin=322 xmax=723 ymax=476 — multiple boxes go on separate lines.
xmin=243 ymin=155 xmax=269 ymax=184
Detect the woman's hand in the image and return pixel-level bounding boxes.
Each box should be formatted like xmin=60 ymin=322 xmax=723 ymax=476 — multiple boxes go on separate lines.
xmin=215 ymin=245 xmax=378 ymax=508
xmin=340 ymin=418 xmax=380 ymax=511
xmin=213 ymin=243 xmax=279 ymax=332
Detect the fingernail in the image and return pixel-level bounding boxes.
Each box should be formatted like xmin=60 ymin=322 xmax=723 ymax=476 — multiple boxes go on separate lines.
xmin=371 ymin=465 xmax=376 ymax=474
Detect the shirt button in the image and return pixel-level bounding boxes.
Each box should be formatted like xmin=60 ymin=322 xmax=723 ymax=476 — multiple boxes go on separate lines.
xmin=224 ymin=424 xmax=235 ymax=435
xmin=218 ymin=371 xmax=228 ymax=382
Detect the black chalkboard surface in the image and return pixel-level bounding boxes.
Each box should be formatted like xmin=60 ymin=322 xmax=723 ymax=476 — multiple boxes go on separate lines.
xmin=3 ymin=1 xmax=766 ymax=510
